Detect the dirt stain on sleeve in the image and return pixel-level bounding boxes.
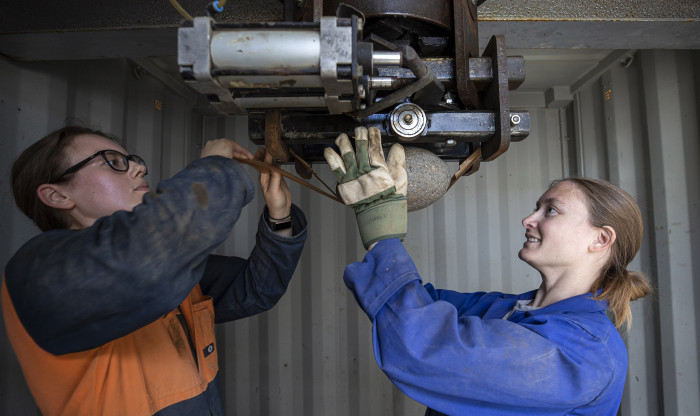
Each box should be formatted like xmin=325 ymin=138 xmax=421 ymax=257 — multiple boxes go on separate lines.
xmin=191 ymin=183 xmax=209 ymax=208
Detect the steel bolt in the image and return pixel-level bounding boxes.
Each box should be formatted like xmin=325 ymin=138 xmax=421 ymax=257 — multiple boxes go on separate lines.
xmin=403 ymin=114 xmax=414 ymax=124
xmin=446 ymin=139 xmax=457 ymax=146
xmin=444 ymin=92 xmax=455 ymax=105
xmin=510 ymin=114 xmax=521 ymax=125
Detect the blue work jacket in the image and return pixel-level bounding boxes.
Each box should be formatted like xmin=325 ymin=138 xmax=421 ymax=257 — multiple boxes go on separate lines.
xmin=343 ymin=238 xmax=627 ymax=416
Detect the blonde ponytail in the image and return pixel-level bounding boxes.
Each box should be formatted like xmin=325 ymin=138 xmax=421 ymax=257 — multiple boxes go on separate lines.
xmin=592 ymin=269 xmax=652 ymax=330
xmin=554 ymin=177 xmax=653 ymax=330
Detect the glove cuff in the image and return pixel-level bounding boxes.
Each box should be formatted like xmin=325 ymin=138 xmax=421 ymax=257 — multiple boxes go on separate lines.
xmin=355 ymin=197 xmax=407 ymax=249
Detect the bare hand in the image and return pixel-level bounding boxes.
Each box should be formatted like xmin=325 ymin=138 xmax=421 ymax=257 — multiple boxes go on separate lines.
xmin=200 ymin=138 xmax=254 ymax=160
xmin=258 ymin=150 xmax=292 ymax=220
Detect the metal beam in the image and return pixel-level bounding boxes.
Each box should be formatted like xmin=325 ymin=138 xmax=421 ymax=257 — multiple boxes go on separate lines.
xmin=0 ymin=1 xmax=697 ymax=61
xmin=479 ymin=21 xmax=700 ymax=50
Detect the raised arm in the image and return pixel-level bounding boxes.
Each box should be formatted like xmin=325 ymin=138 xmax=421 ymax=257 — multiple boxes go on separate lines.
xmin=5 ymin=155 xmax=256 ymax=354
xmin=343 ymin=238 xmax=622 ymax=415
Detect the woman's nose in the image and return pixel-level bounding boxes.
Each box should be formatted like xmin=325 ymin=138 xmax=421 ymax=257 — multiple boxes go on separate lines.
xmin=522 ymin=212 xmax=536 ymax=229
xmin=130 ymin=162 xmax=147 ymax=178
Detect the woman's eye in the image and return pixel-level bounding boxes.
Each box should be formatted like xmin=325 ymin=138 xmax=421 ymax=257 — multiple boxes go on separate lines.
xmin=546 ymin=207 xmax=557 ymax=214
xmin=106 ymin=156 xmax=126 ymax=168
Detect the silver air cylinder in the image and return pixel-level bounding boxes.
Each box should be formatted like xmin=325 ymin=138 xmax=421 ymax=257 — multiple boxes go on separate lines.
xmin=179 ymin=16 xmax=362 ymax=114
xmin=210 ymin=30 xmax=321 ymax=70
xmin=212 ymin=30 xmax=325 ymax=90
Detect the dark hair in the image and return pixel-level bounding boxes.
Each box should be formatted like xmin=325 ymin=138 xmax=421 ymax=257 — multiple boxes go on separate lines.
xmin=11 ymin=125 xmax=123 ymax=231
xmin=553 ymin=177 xmax=653 ymax=330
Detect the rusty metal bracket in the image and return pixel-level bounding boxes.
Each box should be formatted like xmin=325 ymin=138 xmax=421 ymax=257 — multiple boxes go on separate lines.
xmin=453 ymin=0 xmax=480 ymax=109
xmin=259 ymin=110 xmax=342 ymax=200
xmin=479 ymin=35 xmax=510 ymax=161
xmin=264 ymin=110 xmax=291 ymax=162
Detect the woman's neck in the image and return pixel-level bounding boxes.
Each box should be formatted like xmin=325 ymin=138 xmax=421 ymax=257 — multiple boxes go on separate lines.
xmin=530 ymin=268 xmax=599 ymax=308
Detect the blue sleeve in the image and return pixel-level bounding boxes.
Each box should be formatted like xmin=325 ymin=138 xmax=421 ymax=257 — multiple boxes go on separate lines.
xmin=424 ymin=284 xmax=491 ymax=315
xmin=5 ymin=156 xmax=256 ymax=354
xmin=343 ymin=239 xmax=616 ymax=415
xmin=199 ymin=204 xmax=307 ymax=322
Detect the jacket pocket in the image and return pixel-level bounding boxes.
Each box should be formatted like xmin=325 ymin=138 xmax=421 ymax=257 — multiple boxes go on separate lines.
xmin=191 ymin=295 xmax=219 ymax=380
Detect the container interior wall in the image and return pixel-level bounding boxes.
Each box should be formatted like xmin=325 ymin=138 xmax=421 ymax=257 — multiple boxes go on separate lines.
xmin=571 ymin=50 xmax=700 ymax=416
xmin=1 ymin=50 xmax=699 ymax=415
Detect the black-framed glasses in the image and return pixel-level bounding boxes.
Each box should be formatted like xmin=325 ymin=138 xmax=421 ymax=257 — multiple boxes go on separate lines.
xmin=57 ymin=150 xmax=148 ymax=181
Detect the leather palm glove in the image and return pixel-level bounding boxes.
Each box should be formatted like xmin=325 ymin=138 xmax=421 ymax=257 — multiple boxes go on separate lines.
xmin=324 ymin=126 xmax=407 ymax=249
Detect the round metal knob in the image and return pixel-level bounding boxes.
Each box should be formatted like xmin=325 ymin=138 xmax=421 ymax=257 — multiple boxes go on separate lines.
xmin=390 ymin=103 xmax=426 ymax=140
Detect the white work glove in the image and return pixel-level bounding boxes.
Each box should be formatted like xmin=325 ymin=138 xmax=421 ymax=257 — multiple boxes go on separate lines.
xmin=324 ymin=126 xmax=407 ymax=249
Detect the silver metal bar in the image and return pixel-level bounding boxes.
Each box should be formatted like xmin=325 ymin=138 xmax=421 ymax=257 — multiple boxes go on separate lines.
xmin=372 ymin=51 xmax=402 ymax=66
xmin=376 ymin=56 xmax=526 ymax=90
xmin=368 ymin=76 xmax=395 ymax=89
xmin=265 ymin=111 xmax=530 ymax=143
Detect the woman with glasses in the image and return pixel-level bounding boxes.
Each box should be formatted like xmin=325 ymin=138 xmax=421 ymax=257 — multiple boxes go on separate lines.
xmin=2 ymin=125 xmax=307 ymax=415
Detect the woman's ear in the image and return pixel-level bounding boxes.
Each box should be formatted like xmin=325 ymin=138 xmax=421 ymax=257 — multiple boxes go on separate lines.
xmin=591 ymin=225 xmax=616 ymax=252
xmin=37 ymin=184 xmax=75 ymax=210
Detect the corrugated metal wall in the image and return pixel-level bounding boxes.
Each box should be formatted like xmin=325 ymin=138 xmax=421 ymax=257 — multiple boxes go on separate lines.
xmin=571 ymin=50 xmax=700 ymax=416
xmin=1 ymin=49 xmax=698 ymax=415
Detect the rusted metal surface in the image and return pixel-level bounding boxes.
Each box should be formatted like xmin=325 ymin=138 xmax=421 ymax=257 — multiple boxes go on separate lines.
xmin=264 ymin=110 xmax=290 ymax=162
xmin=479 ymin=35 xmax=510 ymax=161
xmin=1 ymin=0 xmax=695 ymax=35
xmin=453 ymin=0 xmax=480 ymax=109
xmin=2 ymin=1 xmax=697 ymax=61
xmin=0 ymin=0 xmax=285 ymax=33
xmin=478 ymin=0 xmax=699 ymax=20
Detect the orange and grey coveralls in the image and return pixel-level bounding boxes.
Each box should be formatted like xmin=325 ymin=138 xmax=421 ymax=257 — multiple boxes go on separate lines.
xmin=1 ymin=156 xmax=307 ymax=415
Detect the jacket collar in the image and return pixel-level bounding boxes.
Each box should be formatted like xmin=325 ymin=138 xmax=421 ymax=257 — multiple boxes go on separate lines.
xmin=530 ymin=290 xmax=608 ymax=315
xmin=483 ymin=289 xmax=608 ymax=320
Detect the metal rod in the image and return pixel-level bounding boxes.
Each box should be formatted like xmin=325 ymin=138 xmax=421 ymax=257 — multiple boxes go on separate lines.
xmin=368 ymin=76 xmax=395 ymax=89
xmin=372 ymin=51 xmax=402 ymax=66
